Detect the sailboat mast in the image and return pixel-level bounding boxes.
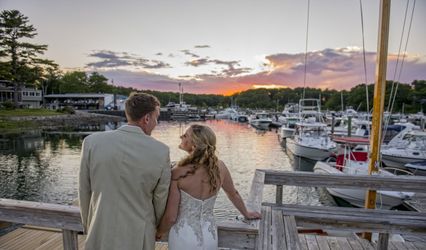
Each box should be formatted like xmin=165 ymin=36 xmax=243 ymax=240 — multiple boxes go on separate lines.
xmin=364 ymin=0 xmax=391 ymax=223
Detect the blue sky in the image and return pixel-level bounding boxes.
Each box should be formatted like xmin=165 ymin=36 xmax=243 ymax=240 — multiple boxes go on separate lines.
xmin=2 ymin=0 xmax=425 ymax=94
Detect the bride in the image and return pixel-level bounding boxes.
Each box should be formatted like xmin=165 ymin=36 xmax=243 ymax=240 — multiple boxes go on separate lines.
xmin=156 ymin=124 xmax=261 ymax=249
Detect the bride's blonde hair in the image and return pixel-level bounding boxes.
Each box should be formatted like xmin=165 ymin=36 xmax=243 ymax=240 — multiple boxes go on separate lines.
xmin=178 ymin=124 xmax=220 ymax=192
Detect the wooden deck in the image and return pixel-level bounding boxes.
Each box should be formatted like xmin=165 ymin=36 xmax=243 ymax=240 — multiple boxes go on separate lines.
xmin=405 ymin=193 xmax=426 ymax=213
xmin=1 ymin=225 xmax=425 ymax=250
xmin=1 ymin=169 xmax=426 ymax=250
xmin=0 ymin=226 xmax=169 ymax=250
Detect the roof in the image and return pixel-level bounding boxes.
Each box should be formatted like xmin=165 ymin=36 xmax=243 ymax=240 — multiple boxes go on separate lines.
xmin=45 ymin=93 xmax=113 ymax=98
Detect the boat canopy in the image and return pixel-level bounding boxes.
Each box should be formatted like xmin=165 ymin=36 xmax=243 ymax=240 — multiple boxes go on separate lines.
xmin=332 ymin=136 xmax=370 ymax=145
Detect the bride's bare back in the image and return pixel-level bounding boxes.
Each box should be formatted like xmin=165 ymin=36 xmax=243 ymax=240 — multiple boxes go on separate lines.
xmin=174 ymin=161 xmax=226 ymax=200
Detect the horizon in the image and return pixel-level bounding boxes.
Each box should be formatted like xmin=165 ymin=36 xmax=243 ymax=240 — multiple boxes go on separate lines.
xmin=2 ymin=0 xmax=426 ymax=95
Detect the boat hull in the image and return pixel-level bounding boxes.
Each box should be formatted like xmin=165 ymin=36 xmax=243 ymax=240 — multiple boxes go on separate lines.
xmin=313 ymin=161 xmax=411 ymax=209
xmin=286 ymin=139 xmax=332 ymax=161
xmin=381 ymin=152 xmax=426 ymax=169
xmin=280 ymin=127 xmax=295 ymax=139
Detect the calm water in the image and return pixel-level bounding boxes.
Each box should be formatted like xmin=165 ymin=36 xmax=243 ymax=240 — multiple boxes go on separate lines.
xmin=0 ymin=120 xmax=330 ymax=220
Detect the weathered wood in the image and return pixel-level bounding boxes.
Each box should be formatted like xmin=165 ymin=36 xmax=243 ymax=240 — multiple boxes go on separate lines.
xmin=315 ymin=235 xmax=331 ymax=250
xmin=217 ymin=220 xmax=257 ymax=249
xmin=63 ymin=229 xmax=78 ymax=250
xmin=357 ymin=236 xmax=376 ymax=250
xmin=336 ymin=237 xmax=352 ymax=249
xmin=271 ymin=209 xmax=285 ymax=250
xmin=0 ymin=199 xmax=83 ymax=232
xmin=257 ymin=206 xmax=272 ymax=250
xmin=299 ymin=234 xmax=308 ymax=250
xmin=305 ymin=234 xmax=319 ymax=250
xmin=346 ymin=236 xmax=364 ymax=250
xmin=248 ymin=171 xmax=265 ymax=224
xmin=259 ymin=170 xmax=426 ymax=193
xmin=276 ymin=185 xmax=283 ymax=205
xmin=324 ymin=236 xmax=339 ymax=250
xmin=283 ymin=215 xmax=301 ymax=250
xmin=376 ymin=233 xmax=389 ymax=250
xmin=264 ymin=203 xmax=426 ymax=236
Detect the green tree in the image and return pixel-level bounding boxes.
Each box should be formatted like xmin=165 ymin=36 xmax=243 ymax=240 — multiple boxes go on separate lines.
xmin=0 ymin=10 xmax=54 ymax=105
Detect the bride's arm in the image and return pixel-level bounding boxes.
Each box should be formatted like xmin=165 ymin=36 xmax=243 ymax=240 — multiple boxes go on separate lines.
xmin=156 ymin=169 xmax=181 ymax=239
xmin=221 ymin=162 xmax=261 ymax=220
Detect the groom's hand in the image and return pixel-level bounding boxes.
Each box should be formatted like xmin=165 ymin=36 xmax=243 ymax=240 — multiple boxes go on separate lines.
xmin=155 ymin=231 xmax=163 ymax=241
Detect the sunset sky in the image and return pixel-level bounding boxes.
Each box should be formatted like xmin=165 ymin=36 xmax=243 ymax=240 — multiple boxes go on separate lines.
xmin=2 ymin=0 xmax=426 ymax=95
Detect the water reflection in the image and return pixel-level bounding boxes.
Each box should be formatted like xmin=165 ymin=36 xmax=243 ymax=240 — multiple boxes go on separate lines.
xmin=0 ymin=120 xmax=330 ymax=219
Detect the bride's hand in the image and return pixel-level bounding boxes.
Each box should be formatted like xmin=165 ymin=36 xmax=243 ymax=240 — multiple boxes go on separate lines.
xmin=244 ymin=211 xmax=261 ymax=220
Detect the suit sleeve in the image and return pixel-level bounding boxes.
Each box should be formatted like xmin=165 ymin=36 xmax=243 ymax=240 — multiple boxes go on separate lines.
xmin=78 ymin=137 xmax=92 ymax=233
xmin=153 ymin=148 xmax=171 ymax=226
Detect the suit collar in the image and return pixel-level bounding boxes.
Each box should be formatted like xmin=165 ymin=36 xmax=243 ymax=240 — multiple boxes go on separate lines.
xmin=118 ymin=124 xmax=147 ymax=135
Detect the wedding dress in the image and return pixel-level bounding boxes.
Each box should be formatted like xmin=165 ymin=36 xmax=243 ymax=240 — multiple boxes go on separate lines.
xmin=168 ymin=190 xmax=218 ymax=250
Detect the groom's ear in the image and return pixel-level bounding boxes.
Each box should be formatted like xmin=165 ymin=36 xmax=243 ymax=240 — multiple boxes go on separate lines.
xmin=141 ymin=113 xmax=150 ymax=124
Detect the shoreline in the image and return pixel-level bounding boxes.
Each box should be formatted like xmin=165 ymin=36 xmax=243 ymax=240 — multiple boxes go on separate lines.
xmin=1 ymin=110 xmax=125 ymax=133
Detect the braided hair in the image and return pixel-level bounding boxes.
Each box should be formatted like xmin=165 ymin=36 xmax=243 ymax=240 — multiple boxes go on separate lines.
xmin=177 ymin=124 xmax=220 ymax=192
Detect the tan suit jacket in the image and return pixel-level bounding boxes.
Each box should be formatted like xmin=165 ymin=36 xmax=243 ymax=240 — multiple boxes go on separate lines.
xmin=79 ymin=125 xmax=171 ymax=250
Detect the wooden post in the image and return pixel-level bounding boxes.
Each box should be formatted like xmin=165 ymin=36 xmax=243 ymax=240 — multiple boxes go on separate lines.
xmin=363 ymin=0 xmax=391 ymax=241
xmin=276 ymin=185 xmax=283 ymax=205
xmin=376 ymin=233 xmax=389 ymax=250
xmin=63 ymin=229 xmax=79 ymax=250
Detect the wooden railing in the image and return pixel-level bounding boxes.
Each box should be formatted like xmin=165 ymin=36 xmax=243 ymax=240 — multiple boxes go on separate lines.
xmin=0 ymin=175 xmax=263 ymax=250
xmin=0 ymin=199 xmax=82 ymax=250
xmin=259 ymin=169 xmax=426 ymax=250
xmin=2 ymin=170 xmax=424 ymax=249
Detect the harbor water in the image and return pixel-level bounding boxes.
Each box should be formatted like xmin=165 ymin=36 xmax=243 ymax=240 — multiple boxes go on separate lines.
xmin=0 ymin=119 xmax=328 ymax=220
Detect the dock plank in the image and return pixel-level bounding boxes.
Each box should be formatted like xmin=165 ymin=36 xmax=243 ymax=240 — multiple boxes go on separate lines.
xmin=299 ymin=234 xmax=309 ymax=250
xmin=412 ymin=241 xmax=426 ymax=249
xmin=271 ymin=209 xmax=285 ymax=250
xmin=0 ymin=227 xmax=169 ymax=250
xmin=402 ymin=241 xmax=419 ymax=250
xmin=314 ymin=235 xmax=331 ymax=250
xmin=324 ymin=236 xmax=339 ymax=250
xmin=335 ymin=237 xmax=353 ymax=249
xmin=305 ymin=234 xmax=319 ymax=250
xmin=346 ymin=236 xmax=364 ymax=250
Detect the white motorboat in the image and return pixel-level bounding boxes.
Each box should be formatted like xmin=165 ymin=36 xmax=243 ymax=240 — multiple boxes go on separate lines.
xmin=286 ymin=121 xmax=336 ymax=160
xmin=215 ymin=108 xmax=238 ymax=119
xmin=249 ymin=111 xmax=272 ymax=130
xmin=381 ymin=131 xmax=426 ymax=168
xmin=279 ymin=117 xmax=299 ymax=139
xmin=314 ymin=137 xmax=414 ymax=209
xmin=286 ymin=99 xmax=336 ymax=160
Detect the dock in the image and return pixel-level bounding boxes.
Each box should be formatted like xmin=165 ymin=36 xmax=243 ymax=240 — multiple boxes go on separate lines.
xmin=1 ymin=170 xmax=426 ymax=249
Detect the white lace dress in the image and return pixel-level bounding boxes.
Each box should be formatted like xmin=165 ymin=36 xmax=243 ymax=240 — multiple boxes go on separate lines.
xmin=168 ymin=190 xmax=218 ymax=250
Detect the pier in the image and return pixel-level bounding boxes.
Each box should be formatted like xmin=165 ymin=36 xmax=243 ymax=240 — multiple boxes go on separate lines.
xmin=1 ymin=170 xmax=425 ymax=249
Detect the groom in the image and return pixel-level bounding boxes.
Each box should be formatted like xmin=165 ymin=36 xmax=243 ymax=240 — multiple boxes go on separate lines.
xmin=79 ymin=92 xmax=171 ymax=250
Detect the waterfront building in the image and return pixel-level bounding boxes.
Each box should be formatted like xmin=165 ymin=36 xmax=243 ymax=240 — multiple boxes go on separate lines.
xmin=0 ymin=80 xmax=42 ymax=108
xmin=44 ymin=93 xmax=127 ymax=110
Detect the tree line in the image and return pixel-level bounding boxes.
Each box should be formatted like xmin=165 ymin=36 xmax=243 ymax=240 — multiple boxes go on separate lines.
xmin=1 ymin=10 xmax=425 ymax=113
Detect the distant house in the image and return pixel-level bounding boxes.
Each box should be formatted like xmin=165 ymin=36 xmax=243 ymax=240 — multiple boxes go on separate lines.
xmin=0 ymin=80 xmax=42 ymax=108
xmin=44 ymin=93 xmax=127 ymax=110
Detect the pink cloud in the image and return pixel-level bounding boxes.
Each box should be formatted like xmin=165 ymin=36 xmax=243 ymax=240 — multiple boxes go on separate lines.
xmin=89 ymin=48 xmax=426 ymax=95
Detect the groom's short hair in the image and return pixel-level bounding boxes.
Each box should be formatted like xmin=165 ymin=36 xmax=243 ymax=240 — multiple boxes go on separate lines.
xmin=125 ymin=92 xmax=160 ymax=122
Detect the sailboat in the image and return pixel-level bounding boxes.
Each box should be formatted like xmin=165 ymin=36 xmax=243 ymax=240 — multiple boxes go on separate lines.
xmin=314 ymin=0 xmax=419 ymax=215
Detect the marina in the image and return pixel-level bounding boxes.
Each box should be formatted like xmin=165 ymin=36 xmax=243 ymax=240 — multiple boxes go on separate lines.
xmin=1 ymin=0 xmax=426 ymax=248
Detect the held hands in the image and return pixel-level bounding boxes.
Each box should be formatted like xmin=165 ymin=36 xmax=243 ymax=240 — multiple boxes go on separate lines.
xmin=155 ymin=230 xmax=164 ymax=241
